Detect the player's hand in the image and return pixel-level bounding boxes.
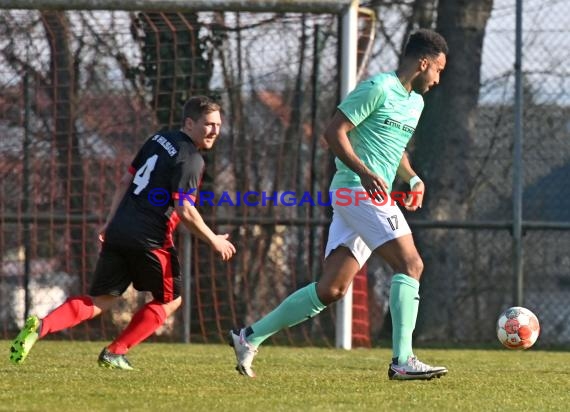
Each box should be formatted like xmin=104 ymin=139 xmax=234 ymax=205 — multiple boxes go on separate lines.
xmin=212 ymin=234 xmax=236 ymax=261
xmin=359 ymin=170 xmax=389 ymax=201
xmin=97 ymin=223 xmax=109 ymax=242
xmin=405 ymin=180 xmax=425 ymax=211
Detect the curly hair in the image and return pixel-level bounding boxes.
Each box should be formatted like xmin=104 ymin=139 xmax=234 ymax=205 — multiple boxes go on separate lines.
xmin=404 ymin=29 xmax=449 ymax=59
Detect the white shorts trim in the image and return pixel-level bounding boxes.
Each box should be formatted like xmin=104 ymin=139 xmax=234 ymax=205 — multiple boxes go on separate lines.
xmin=324 ymin=187 xmax=412 ymax=268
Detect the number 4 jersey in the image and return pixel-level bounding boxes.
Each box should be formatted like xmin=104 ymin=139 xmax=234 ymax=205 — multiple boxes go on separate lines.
xmin=105 ymin=130 xmax=205 ymax=249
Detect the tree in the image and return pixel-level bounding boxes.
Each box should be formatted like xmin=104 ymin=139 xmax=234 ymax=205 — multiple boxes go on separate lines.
xmin=41 ymin=11 xmax=87 ymax=278
xmin=133 ymin=12 xmax=214 ymax=130
xmin=411 ymin=0 xmax=494 ymax=339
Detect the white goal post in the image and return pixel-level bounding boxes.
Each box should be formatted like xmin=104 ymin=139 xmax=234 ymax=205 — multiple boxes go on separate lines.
xmin=336 ymin=0 xmax=359 ymax=350
xmin=1 ymin=0 xmax=360 ymax=350
xmin=1 ymin=0 xmax=352 ymax=13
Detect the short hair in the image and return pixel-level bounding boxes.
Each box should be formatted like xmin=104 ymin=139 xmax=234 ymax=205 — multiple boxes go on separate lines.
xmin=404 ymin=29 xmax=448 ymax=59
xmin=181 ymin=95 xmax=221 ymax=126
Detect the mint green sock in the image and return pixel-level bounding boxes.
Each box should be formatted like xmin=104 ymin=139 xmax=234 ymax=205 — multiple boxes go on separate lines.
xmin=246 ymin=282 xmax=326 ymax=347
xmin=390 ymin=273 xmax=420 ymax=365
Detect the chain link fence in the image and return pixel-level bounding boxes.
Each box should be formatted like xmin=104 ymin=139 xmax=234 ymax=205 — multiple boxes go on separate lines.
xmin=0 ymin=8 xmax=342 ymax=344
xmin=357 ymin=0 xmax=569 ymax=346
xmin=1 ymin=1 xmax=569 ymax=347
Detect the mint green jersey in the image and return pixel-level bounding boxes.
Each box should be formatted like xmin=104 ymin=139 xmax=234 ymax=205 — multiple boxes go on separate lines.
xmin=330 ymin=71 xmax=424 ymax=192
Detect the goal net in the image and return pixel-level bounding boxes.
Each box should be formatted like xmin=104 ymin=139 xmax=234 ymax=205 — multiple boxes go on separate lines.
xmin=0 ymin=2 xmax=375 ymax=347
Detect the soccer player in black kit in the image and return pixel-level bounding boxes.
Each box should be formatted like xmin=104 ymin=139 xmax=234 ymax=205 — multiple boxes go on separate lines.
xmin=9 ymin=96 xmax=236 ymax=369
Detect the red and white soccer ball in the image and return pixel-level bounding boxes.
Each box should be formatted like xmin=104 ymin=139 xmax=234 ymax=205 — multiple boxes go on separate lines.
xmin=496 ymin=306 xmax=540 ymax=350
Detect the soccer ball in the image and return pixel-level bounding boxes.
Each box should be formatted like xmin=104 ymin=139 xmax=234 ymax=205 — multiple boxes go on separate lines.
xmin=496 ymin=306 xmax=540 ymax=349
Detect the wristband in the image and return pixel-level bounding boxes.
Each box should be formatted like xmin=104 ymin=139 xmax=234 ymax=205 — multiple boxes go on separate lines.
xmin=409 ymin=175 xmax=422 ymax=189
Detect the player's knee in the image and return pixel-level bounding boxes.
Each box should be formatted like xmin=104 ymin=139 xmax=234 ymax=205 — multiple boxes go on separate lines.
xmin=317 ymin=284 xmax=348 ymax=305
xmin=162 ymin=296 xmax=182 ymax=316
xmin=172 ymin=297 xmax=183 ymax=311
xmin=90 ymin=295 xmax=118 ymax=314
xmin=405 ymin=255 xmax=424 ymax=279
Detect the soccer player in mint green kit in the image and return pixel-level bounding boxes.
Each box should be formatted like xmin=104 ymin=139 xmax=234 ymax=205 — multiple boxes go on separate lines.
xmin=230 ymin=29 xmax=449 ymax=380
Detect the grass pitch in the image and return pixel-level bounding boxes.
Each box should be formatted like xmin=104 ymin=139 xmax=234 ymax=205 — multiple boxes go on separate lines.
xmin=1 ymin=341 xmax=568 ymax=412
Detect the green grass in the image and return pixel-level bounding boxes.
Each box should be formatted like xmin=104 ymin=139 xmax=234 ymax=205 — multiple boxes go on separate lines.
xmin=1 ymin=341 xmax=568 ymax=412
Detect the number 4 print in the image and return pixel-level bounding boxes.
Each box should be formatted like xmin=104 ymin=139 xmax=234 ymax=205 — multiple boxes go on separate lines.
xmin=387 ymin=215 xmax=398 ymax=231
xmin=133 ymin=154 xmax=158 ymax=194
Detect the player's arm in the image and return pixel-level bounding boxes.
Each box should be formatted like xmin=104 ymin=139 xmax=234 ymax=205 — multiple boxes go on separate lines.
xmin=323 ymin=110 xmax=389 ymax=198
xmin=173 ymin=152 xmax=235 ymax=261
xmin=99 ymin=171 xmax=133 ymax=241
xmin=397 ymin=151 xmax=424 ymax=211
xmin=175 ymin=199 xmax=236 ymax=261
xmin=396 ymin=151 xmax=416 ymax=183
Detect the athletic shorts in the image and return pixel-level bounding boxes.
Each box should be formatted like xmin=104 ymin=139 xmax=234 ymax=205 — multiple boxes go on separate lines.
xmin=324 ymin=187 xmax=412 ymax=268
xmin=89 ymin=242 xmax=181 ymax=303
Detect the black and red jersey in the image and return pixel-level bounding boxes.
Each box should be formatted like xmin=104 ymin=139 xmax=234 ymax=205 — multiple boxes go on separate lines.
xmin=105 ymin=130 xmax=204 ymax=249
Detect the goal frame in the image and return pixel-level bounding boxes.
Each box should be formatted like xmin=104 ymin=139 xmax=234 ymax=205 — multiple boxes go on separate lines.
xmin=1 ymin=0 xmax=352 ymax=14
xmin=1 ymin=0 xmax=360 ymax=350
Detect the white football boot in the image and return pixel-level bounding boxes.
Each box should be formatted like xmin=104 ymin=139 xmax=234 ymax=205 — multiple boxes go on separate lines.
xmin=229 ymin=328 xmax=258 ymax=378
xmin=388 ymin=356 xmax=448 ymax=380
